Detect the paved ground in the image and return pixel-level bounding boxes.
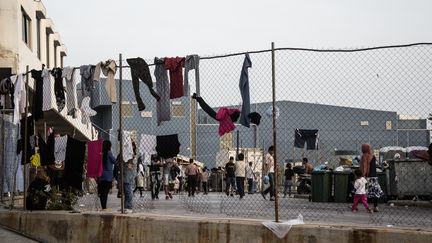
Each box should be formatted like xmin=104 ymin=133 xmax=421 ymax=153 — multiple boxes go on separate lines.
xmin=73 ymin=190 xmax=432 ymax=229
xmin=0 ymin=226 xmax=39 ymax=243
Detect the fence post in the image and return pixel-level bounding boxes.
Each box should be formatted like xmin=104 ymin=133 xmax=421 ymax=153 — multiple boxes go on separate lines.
xmin=271 ymin=42 xmax=279 ymax=222
xmin=22 ymin=65 xmax=30 ymax=211
xmin=118 ymin=54 xmax=125 ymax=214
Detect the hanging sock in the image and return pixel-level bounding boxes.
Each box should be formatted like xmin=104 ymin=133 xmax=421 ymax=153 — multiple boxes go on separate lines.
xmin=184 ymin=55 xmax=200 ymax=96
xmin=164 ymin=57 xmax=185 ymax=99
xmin=126 ymin=57 xmax=160 ymax=111
xmin=239 ymin=54 xmax=252 ymax=127
xmin=154 ymin=57 xmax=171 ymax=125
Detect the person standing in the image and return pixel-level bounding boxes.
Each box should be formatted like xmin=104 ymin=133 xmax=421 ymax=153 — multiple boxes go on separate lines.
xmin=352 ymin=169 xmax=372 ymax=213
xmin=261 ymin=146 xmax=275 ymax=201
xmin=360 ymin=144 xmax=384 ymax=212
xmin=122 ymin=141 xmax=136 ymax=213
xmin=225 ymin=157 xmax=236 ymax=197
xmin=149 ymin=155 xmax=162 ymax=200
xmin=245 ymin=162 xmax=255 ymax=194
xmin=235 ymin=153 xmax=246 ymax=199
xmin=201 ymin=167 xmax=210 ymax=195
xmin=185 ymin=158 xmax=199 ymax=197
xmin=163 ymin=158 xmax=174 ymax=200
xmin=283 ymin=162 xmax=294 ymax=198
xmin=98 ymin=140 xmax=116 ymax=210
xmin=133 ymin=156 xmax=145 ymax=197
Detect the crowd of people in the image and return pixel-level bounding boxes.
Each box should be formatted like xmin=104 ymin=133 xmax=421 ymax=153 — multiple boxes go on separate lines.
xmin=89 ymin=142 xmax=432 ymax=213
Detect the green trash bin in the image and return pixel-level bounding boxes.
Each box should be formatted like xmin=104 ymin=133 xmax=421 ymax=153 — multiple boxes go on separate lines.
xmin=333 ymin=171 xmax=352 ymax=203
xmin=311 ymin=171 xmax=332 ymax=202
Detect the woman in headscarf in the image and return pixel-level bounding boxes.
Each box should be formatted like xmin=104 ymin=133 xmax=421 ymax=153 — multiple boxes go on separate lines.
xmin=98 ymin=140 xmax=116 ymax=211
xmin=360 ymin=144 xmax=384 ymax=212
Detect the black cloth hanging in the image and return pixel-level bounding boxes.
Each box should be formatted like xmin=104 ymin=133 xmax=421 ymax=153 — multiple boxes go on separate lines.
xmin=51 ymin=68 xmax=65 ymax=112
xmin=156 ymin=134 xmax=181 ymax=158
xmin=294 ymin=129 xmax=319 ymax=150
xmin=38 ymin=135 xmax=48 ymax=166
xmin=64 ymin=135 xmax=86 ymax=191
xmin=31 ymin=70 xmax=44 ymax=121
xmin=18 ymin=115 xmax=34 ymax=164
xmin=192 ymin=93 xmax=240 ymax=122
xmin=248 ymin=112 xmax=262 ymax=126
xmin=46 ymin=133 xmax=55 ymax=165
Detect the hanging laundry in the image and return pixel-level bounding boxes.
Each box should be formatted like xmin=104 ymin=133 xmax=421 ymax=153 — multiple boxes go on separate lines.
xmin=184 ymin=55 xmax=200 ymax=96
xmin=154 ymin=57 xmax=171 ymax=125
xmin=126 ymin=57 xmax=160 ymax=111
xmin=216 ymin=107 xmax=241 ymax=136
xmin=248 ymin=112 xmax=262 ymax=126
xmin=192 ymin=93 xmax=240 ymax=136
xmin=139 ymin=134 xmax=156 ymax=165
xmin=51 ymin=68 xmax=65 ymax=112
xmin=294 ymin=129 xmax=319 ymax=150
xmin=17 ymin=115 xmax=34 ymax=165
xmin=37 ymin=135 xmax=49 ymax=166
xmin=95 ymin=59 xmax=117 ymax=103
xmin=64 ymin=136 xmax=86 ymax=191
xmin=86 ymin=139 xmax=103 ymax=178
xmin=62 ymin=66 xmax=78 ymax=117
xmin=0 ymin=76 xmax=14 ymax=109
xmin=1 ymin=115 xmax=18 ymax=193
xmin=239 ymin=54 xmax=252 ymax=127
xmin=11 ymin=74 xmax=26 ymax=125
xmin=122 ymin=130 xmax=134 ymax=162
xmin=54 ymin=135 xmax=68 ymax=162
xmin=41 ymin=69 xmax=58 ymax=111
xmin=164 ymin=57 xmax=185 ymax=99
xmin=31 ymin=70 xmax=44 ymax=121
xmin=156 ymin=134 xmax=180 ymax=158
xmin=80 ymin=65 xmax=96 ymax=98
xmin=45 ymin=133 xmax=55 ymax=165
xmin=30 ymin=152 xmax=41 ymax=168
xmin=80 ymin=96 xmax=97 ymax=125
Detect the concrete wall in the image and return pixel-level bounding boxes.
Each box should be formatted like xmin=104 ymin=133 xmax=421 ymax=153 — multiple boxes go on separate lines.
xmin=0 ymin=211 xmax=431 ymax=243
xmin=0 ymin=0 xmax=66 ymax=73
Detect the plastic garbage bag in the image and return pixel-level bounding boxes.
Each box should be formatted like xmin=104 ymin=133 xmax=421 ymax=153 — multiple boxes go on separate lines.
xmin=262 ymin=214 xmax=304 ymax=239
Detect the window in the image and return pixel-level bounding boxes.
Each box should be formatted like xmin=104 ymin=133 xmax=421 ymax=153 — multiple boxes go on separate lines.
xmin=360 ymin=121 xmax=369 ymax=126
xmin=121 ymin=101 xmax=133 ymax=117
xmin=54 ymin=45 xmax=57 ymax=67
xmin=385 ymin=121 xmax=392 ymax=130
xmin=46 ymin=31 xmax=50 ymax=68
xmin=141 ymin=111 xmax=152 ymax=118
xmin=171 ymin=101 xmax=184 ymax=117
xmin=36 ymin=17 xmax=41 ymax=59
xmin=21 ymin=8 xmax=31 ymax=47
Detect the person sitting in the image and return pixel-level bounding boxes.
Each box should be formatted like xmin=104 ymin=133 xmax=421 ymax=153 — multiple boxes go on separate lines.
xmin=303 ymin=158 xmax=313 ymax=175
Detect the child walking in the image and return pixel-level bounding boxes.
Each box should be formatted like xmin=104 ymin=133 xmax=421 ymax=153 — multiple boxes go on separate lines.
xmin=352 ymin=169 xmax=372 ymax=213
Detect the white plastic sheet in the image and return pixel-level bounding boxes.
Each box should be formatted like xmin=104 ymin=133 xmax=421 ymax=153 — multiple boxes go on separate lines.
xmin=262 ymin=214 xmax=304 ymax=239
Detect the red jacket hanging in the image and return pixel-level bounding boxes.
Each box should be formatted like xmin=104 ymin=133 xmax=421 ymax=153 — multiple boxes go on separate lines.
xmin=216 ymin=107 xmax=241 ymax=136
xmin=164 ymin=57 xmax=185 ymax=99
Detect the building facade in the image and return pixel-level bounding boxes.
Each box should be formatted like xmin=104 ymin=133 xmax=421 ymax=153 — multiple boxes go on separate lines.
xmin=0 ymin=0 xmax=67 ymax=80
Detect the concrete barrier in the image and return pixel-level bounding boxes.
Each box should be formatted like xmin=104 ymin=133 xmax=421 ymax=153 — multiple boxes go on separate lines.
xmin=0 ymin=210 xmax=431 ymax=243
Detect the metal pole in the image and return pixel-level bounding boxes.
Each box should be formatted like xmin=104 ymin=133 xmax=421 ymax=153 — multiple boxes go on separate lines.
xmin=271 ymin=42 xmax=279 ymax=222
xmin=236 ymin=130 xmax=240 ymax=159
xmin=0 ymin=107 xmax=5 ymax=203
xmin=23 ymin=65 xmax=30 ymax=210
xmin=118 ymin=54 xmax=125 ymax=214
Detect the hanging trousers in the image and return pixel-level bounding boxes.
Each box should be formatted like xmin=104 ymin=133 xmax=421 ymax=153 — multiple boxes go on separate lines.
xmin=126 ymin=57 xmax=160 ymax=111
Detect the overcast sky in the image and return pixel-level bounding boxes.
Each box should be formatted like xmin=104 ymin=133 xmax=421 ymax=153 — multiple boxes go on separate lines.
xmin=43 ymin=0 xmax=432 ymax=66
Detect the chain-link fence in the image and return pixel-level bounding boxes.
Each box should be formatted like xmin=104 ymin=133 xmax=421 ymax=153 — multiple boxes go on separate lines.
xmin=1 ymin=43 xmax=432 ymax=229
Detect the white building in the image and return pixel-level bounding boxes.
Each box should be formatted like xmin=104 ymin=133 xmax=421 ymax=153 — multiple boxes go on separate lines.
xmin=0 ymin=0 xmax=96 ymax=140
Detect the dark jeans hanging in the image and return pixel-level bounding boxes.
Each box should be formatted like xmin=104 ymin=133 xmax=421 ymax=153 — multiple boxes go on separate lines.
xmin=51 ymin=68 xmax=65 ymax=112
xmin=64 ymin=136 xmax=86 ymax=191
xmin=294 ymin=129 xmax=319 ymax=150
xmin=126 ymin=57 xmax=160 ymax=111
xmin=31 ymin=70 xmax=44 ymax=121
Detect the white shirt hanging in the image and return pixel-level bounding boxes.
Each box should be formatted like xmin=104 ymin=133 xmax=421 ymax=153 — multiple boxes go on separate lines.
xmin=122 ymin=130 xmax=134 ymax=162
xmin=11 ymin=74 xmax=26 ymax=124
